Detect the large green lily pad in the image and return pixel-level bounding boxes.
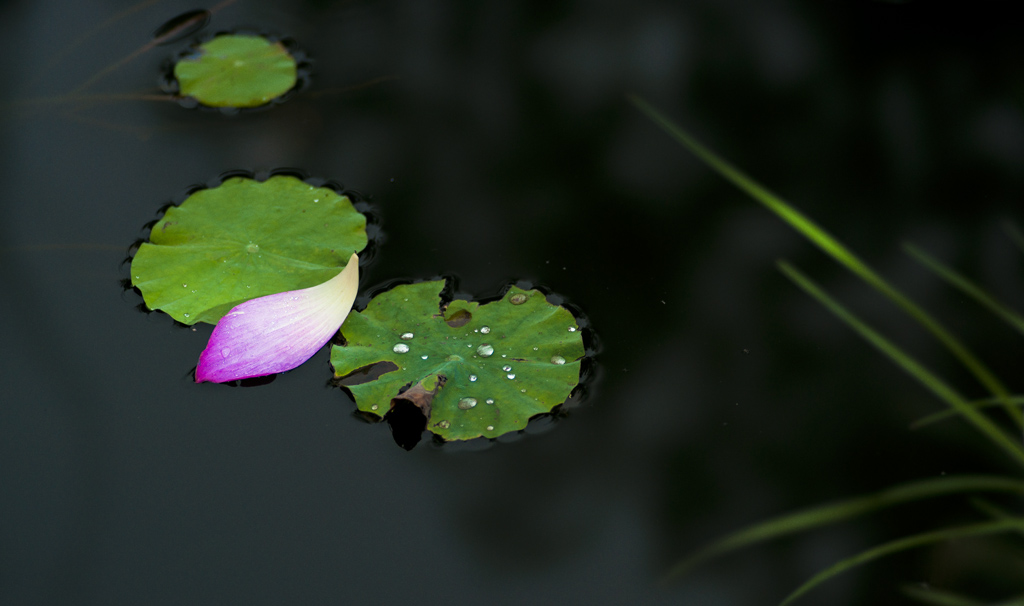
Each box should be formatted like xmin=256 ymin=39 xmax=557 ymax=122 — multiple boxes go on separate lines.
xmin=331 ymin=280 xmax=586 ymax=441
xmin=173 ymin=34 xmax=298 ymax=108
xmin=131 ymin=175 xmax=366 ymax=325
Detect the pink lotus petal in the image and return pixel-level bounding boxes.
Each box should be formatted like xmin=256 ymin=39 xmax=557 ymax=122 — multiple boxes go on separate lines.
xmin=195 ymin=253 xmax=359 ymax=383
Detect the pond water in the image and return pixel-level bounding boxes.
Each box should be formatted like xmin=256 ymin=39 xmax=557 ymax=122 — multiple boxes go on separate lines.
xmin=2 ymin=1 xmax=1023 ymax=604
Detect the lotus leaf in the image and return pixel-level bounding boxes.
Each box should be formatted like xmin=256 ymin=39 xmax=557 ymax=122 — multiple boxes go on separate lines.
xmin=173 ymin=34 xmax=298 ymax=108
xmin=131 ymin=175 xmax=366 ymax=325
xmin=331 ymin=280 xmax=586 ymax=441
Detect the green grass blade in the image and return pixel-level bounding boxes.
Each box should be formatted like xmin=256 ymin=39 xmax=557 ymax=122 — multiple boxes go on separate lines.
xmin=629 ymin=95 xmax=1023 ymax=430
xmin=969 ymin=497 xmax=1024 ymax=540
xmin=912 ymin=397 xmax=1024 ymax=430
xmin=664 ymin=475 xmax=1024 ymax=581
xmin=780 ymin=518 xmax=1024 ymax=605
xmin=778 ymin=261 xmax=1024 ymax=469
xmin=901 ymin=584 xmax=989 ymax=606
xmin=1005 ymin=222 xmax=1024 ymax=256
xmin=905 ymin=243 xmax=1024 ymax=337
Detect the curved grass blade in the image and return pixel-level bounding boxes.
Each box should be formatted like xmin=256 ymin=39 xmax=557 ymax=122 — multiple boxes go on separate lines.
xmin=901 ymin=584 xmax=992 ymax=606
xmin=1005 ymin=222 xmax=1024 ymax=256
xmin=912 ymin=397 xmax=1024 ymax=430
xmin=664 ymin=475 xmax=1024 ymax=581
xmin=904 ymin=243 xmax=1024 ymax=337
xmin=778 ymin=261 xmax=1024 ymax=469
xmin=628 ymin=95 xmax=1022 ymax=430
xmin=781 ymin=518 xmax=1024 ymax=605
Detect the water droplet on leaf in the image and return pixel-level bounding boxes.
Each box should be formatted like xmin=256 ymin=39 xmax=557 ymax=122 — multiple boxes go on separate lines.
xmin=469 ymin=375 xmax=477 ymax=382
xmin=506 ymin=373 xmax=515 ymax=380
xmin=476 ymin=344 xmax=494 ymax=357
xmin=393 ymin=343 xmax=409 ymax=354
xmin=551 ymin=355 xmax=566 ymax=365
xmin=458 ymin=397 xmax=477 ymax=410
xmin=400 ymin=332 xmax=414 ymax=340
xmin=509 ymin=293 xmax=527 ymax=305
xmin=480 ymin=326 xmax=491 ymax=334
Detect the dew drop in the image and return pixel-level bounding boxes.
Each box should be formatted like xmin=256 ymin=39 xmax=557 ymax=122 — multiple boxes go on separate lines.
xmin=371 ymin=404 xmax=378 ymax=411
xmin=458 ymin=397 xmax=478 ymax=410
xmin=469 ymin=375 xmax=477 ymax=382
xmin=533 ymin=347 xmax=539 ymax=351
xmin=480 ymin=326 xmax=491 ymax=334
xmin=550 ymin=355 xmax=566 ymax=365
xmin=476 ymin=344 xmax=494 ymax=357
xmin=421 ymin=355 xmax=428 ymax=360
xmin=520 ymin=388 xmax=527 ymax=393
xmin=220 ymin=347 xmax=230 ymax=358
xmin=568 ymin=326 xmax=577 ymax=332
xmin=506 ymin=373 xmax=516 ymax=380
xmin=509 ymin=293 xmax=527 ymax=305
xmin=485 ymin=398 xmax=495 ymax=405
xmin=190 ymin=289 xmax=196 ymax=293
xmin=246 ymin=243 xmax=259 ymax=254
xmin=182 ymin=283 xmax=188 ymax=288
xmin=486 ymin=425 xmax=494 ymax=431
xmin=446 ymin=354 xmax=461 ymax=362
xmin=183 ymin=313 xmax=190 ymax=318
xmin=400 ymin=332 xmax=414 ymax=340
xmin=438 ymin=420 xmax=451 ymax=429
xmin=393 ymin=343 xmax=410 ymax=354
xmin=502 ymin=365 xmax=512 ymax=372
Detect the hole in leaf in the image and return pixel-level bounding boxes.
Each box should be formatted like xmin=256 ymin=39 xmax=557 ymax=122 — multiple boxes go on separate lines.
xmin=336 ymin=360 xmax=399 ymax=386
xmin=385 ymin=400 xmax=427 ymax=451
xmin=445 ymin=308 xmax=472 ymax=328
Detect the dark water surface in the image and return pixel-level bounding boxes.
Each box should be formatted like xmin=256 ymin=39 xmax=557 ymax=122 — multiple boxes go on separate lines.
xmin=3 ymin=1 xmax=1023 ymax=604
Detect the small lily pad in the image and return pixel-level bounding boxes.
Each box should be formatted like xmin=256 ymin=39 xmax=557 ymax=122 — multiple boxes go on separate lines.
xmin=131 ymin=175 xmax=367 ymax=325
xmin=331 ymin=280 xmax=586 ymax=442
xmin=173 ymin=34 xmax=298 ymax=108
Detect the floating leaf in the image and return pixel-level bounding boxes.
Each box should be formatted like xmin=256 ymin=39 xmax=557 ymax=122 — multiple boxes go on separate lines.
xmin=173 ymin=34 xmax=298 ymax=108
xmin=331 ymin=280 xmax=586 ymax=442
xmin=196 ymin=252 xmax=360 ymax=383
xmin=131 ymin=175 xmax=366 ymax=325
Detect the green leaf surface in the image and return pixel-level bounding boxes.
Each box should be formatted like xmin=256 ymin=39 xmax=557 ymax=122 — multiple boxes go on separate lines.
xmin=174 ymin=34 xmax=298 ymax=108
xmin=331 ymin=280 xmax=585 ymax=441
xmin=131 ymin=175 xmax=366 ymax=325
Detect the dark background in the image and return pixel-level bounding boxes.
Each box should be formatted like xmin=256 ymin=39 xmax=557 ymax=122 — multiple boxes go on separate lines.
xmin=2 ymin=0 xmax=1023 ymax=604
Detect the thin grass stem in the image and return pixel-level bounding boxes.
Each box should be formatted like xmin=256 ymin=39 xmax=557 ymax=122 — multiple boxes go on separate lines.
xmin=778 ymin=261 xmax=1024 ymax=469
xmin=904 ymin=243 xmax=1024 ymax=337
xmin=664 ymin=475 xmax=1024 ymax=581
xmin=780 ymin=518 xmax=1024 ymax=605
xmin=629 ymin=95 xmax=1023 ymax=431
xmin=912 ymin=397 xmax=1024 ymax=429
